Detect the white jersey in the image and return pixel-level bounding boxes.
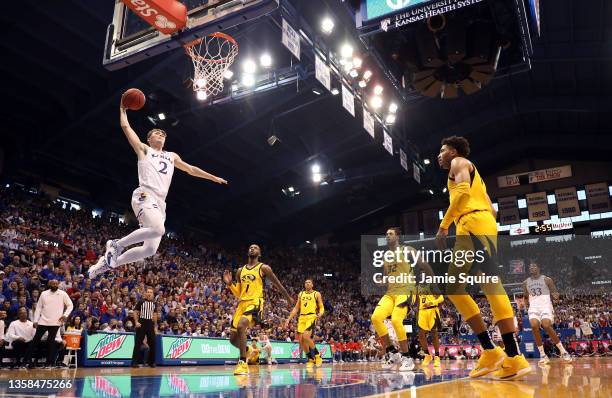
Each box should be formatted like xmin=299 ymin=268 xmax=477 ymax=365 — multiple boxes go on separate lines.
xmin=137 ymin=147 xmax=175 ymax=201
xmin=526 ymin=275 xmax=553 ymax=308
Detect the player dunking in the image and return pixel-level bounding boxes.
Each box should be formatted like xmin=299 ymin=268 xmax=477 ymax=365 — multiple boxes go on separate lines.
xmin=416 ymin=285 xmax=443 ymax=368
xmin=370 ymin=227 xmax=434 ymax=372
xmin=437 ymin=136 xmax=531 ymax=380
xmin=89 ymin=102 xmax=227 ymax=278
xmin=523 ymin=262 xmax=572 ymax=364
xmin=285 ymin=279 xmax=325 ymax=367
xmin=223 ymin=244 xmax=293 ymax=375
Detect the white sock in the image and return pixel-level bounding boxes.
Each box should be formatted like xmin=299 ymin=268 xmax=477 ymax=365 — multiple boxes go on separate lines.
xmin=538 ymin=346 xmax=546 ymax=357
xmin=556 ymin=343 xmax=567 ymax=354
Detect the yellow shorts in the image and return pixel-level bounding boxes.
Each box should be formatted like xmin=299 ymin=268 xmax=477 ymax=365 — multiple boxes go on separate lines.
xmin=418 ymin=308 xmax=441 ymax=331
xmin=375 ymin=294 xmax=414 ymax=318
xmin=246 ymin=346 xmax=260 ymax=365
xmin=231 ymin=298 xmax=264 ymax=330
xmin=450 ymin=210 xmax=498 ymax=276
xmin=297 ymin=314 xmax=317 ymax=334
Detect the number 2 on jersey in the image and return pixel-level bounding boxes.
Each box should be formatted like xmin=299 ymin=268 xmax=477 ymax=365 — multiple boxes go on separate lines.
xmin=158 ymin=161 xmax=168 ymax=174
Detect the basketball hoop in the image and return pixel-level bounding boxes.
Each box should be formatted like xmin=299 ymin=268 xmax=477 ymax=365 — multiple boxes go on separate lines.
xmin=183 ymin=32 xmax=239 ymax=99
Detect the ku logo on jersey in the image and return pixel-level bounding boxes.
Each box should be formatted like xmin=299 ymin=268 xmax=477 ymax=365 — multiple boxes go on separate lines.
xmin=138 ymin=192 xmax=148 ymax=202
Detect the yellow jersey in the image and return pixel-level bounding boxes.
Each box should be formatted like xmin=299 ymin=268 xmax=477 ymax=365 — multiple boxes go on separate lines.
xmin=239 ymin=263 xmax=264 ymax=301
xmin=419 ymin=294 xmax=444 ymax=310
xmin=447 ymin=163 xmax=490 ymax=224
xmin=299 ymin=290 xmax=319 ymax=316
xmin=384 ymin=245 xmax=415 ymax=295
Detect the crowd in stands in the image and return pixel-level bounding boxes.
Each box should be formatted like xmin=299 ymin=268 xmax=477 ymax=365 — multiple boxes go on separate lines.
xmin=0 ymin=185 xmax=610 ymax=367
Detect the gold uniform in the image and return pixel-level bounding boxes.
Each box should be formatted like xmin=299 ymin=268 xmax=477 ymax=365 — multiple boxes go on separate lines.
xmin=297 ymin=290 xmax=319 ymax=334
xmin=231 ymin=263 xmax=265 ymax=330
xmin=417 ymin=294 xmax=443 ymax=331
xmin=371 ymin=246 xmax=416 ymax=341
xmin=443 ymin=162 xmax=514 ymax=324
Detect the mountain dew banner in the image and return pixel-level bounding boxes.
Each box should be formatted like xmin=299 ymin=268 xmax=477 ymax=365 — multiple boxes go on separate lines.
xmin=159 ymin=335 xmax=332 ymax=365
xmin=83 ymin=332 xmax=135 ymax=366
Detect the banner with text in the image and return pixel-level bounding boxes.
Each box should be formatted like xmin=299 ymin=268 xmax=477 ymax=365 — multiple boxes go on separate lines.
xmin=526 ymin=192 xmax=550 ymax=222
xmin=555 ymin=187 xmax=581 ymax=217
xmin=314 ymin=55 xmax=331 ymax=91
xmin=363 ymin=106 xmax=375 ymax=138
xmin=400 ymin=149 xmax=408 ymax=171
xmin=498 ymin=196 xmax=520 ymax=226
xmin=342 ymin=85 xmax=355 ymax=116
xmin=498 ymin=165 xmax=572 ymax=188
xmin=84 ymin=332 xmax=135 ymax=366
xmin=586 ymin=182 xmax=611 ymax=214
xmin=281 ymin=19 xmax=300 ymax=60
xmin=383 ymin=130 xmax=393 ymax=155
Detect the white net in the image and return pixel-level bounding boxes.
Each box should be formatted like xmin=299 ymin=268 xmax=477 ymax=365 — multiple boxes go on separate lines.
xmin=184 ymin=32 xmax=239 ymax=99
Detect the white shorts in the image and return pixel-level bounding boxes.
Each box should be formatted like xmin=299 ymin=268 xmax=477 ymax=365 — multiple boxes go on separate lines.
xmin=131 ymin=187 xmax=166 ymax=226
xmin=528 ymin=305 xmax=554 ymax=322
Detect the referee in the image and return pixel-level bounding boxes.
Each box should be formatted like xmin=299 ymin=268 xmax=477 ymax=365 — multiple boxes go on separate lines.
xmin=132 ymin=287 xmax=157 ymax=368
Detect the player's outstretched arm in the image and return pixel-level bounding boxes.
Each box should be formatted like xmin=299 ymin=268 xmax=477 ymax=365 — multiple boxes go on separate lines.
xmin=173 ymin=153 xmax=228 ymax=184
xmin=284 ymin=295 xmax=301 ymax=328
xmin=119 ymin=103 xmax=146 ymax=158
xmin=261 ymin=264 xmax=294 ymax=305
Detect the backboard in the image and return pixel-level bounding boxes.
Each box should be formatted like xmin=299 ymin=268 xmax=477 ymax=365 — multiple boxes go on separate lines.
xmin=103 ymin=0 xmax=279 ymax=71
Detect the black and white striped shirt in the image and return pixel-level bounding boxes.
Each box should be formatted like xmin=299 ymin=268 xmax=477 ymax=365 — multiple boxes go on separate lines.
xmin=136 ymin=300 xmax=155 ymax=321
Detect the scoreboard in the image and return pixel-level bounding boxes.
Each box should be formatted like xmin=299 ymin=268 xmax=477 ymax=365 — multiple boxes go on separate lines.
xmin=509 ymin=221 xmax=574 ymax=236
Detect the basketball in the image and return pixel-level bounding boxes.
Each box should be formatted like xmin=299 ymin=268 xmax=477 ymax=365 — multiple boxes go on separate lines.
xmin=121 ymin=88 xmax=146 ymax=110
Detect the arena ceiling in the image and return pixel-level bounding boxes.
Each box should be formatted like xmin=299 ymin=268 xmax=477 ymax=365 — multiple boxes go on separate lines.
xmin=1 ymin=0 xmax=611 ymax=244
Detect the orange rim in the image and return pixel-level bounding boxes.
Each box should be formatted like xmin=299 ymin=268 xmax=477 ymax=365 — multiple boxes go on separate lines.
xmin=183 ymin=32 xmax=238 ymax=50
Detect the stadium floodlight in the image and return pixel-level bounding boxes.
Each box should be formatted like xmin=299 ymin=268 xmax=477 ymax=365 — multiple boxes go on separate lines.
xmin=349 ymin=69 xmax=359 ymax=78
xmin=385 ymin=114 xmax=396 ymax=124
xmin=243 ymin=59 xmax=257 ymax=73
xmin=363 ymin=70 xmax=373 ymax=80
xmin=353 ymin=57 xmax=363 ymax=68
xmin=260 ymin=53 xmax=272 ymax=68
xmin=340 ymin=43 xmax=353 ymax=59
xmin=424 ymin=158 xmax=431 ymax=165
xmin=242 ymin=74 xmax=256 ymax=87
xmin=158 ymin=113 xmax=166 ymax=120
xmin=428 ymin=189 xmax=435 ymax=195
xmin=311 ymin=164 xmax=321 ymax=174
xmin=321 ymin=17 xmax=334 ymax=34
xmin=370 ymin=96 xmax=383 ymax=109
xmin=358 ymin=80 xmax=367 ymax=88
xmin=313 ymin=173 xmax=322 ymax=183
xmin=389 ymin=103 xmax=398 ymax=113
xmin=443 ymin=187 xmax=448 ymax=193
xmin=331 ymin=88 xmax=340 ymax=95
xmin=196 ymin=90 xmax=207 ymax=101
xmin=374 ymin=85 xmax=384 ymax=95
xmin=288 ymin=186 xmax=295 ymax=192
xmin=223 ymin=70 xmax=234 ymax=80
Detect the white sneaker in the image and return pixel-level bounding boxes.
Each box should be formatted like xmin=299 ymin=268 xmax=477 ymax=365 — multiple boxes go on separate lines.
xmin=399 ymin=356 xmax=415 ymax=372
xmin=105 ymin=239 xmax=120 ymax=268
xmin=561 ymin=352 xmax=572 ymax=363
xmin=538 ymin=355 xmax=550 ymax=365
xmin=88 ymin=256 xmax=109 ymax=279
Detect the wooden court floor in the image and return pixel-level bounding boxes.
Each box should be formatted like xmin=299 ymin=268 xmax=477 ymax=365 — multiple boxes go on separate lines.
xmin=0 ymin=357 xmax=609 ymax=397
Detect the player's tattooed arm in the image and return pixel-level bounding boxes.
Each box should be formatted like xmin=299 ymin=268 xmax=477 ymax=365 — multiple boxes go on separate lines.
xmin=545 ymin=276 xmax=560 ymax=301
xmin=119 ymin=103 xmax=146 ymax=158
xmin=261 ymin=264 xmax=294 ymax=305
xmin=173 ymin=153 xmax=228 ymax=184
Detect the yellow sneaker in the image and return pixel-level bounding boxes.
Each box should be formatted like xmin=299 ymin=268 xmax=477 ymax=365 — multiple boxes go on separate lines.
xmin=422 ymin=354 xmax=432 ymax=366
xmin=469 ymin=347 xmax=506 ymax=378
xmin=306 ymin=357 xmax=315 ymax=368
xmin=492 ymin=354 xmax=532 ymax=380
xmin=233 ymin=360 xmax=249 ymax=375
xmin=315 ymin=354 xmax=323 ymax=367
xmin=433 ymin=356 xmax=441 ymax=368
